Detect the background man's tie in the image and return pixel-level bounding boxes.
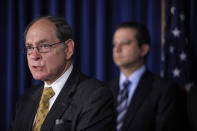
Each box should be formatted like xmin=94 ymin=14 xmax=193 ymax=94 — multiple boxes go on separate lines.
xmin=33 ymin=87 xmax=55 ymax=131
xmin=116 ymin=80 xmax=131 ymax=131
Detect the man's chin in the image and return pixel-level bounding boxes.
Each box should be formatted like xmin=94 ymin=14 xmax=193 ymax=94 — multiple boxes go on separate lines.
xmin=32 ymin=74 xmax=47 ymax=81
xmin=115 ymin=62 xmax=124 ymax=67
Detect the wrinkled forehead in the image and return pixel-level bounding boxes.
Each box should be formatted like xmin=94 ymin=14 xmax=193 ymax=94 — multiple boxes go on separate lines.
xmin=25 ymin=19 xmax=58 ymax=45
xmin=28 ymin=19 xmax=55 ymax=33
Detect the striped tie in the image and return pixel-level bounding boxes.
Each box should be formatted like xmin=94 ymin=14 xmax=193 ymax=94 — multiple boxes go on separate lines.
xmin=33 ymin=87 xmax=55 ymax=131
xmin=116 ymin=80 xmax=131 ymax=131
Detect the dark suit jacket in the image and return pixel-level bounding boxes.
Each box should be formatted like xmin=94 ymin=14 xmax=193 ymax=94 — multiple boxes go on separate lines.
xmin=188 ymin=85 xmax=197 ymax=131
xmin=109 ymin=70 xmax=187 ymax=131
xmin=9 ymin=67 xmax=115 ymax=131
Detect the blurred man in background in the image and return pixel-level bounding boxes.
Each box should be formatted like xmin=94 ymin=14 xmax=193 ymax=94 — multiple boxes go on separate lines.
xmin=109 ymin=21 xmax=187 ymax=131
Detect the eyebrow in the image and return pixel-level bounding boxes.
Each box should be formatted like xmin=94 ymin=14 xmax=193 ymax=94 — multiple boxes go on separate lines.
xmin=113 ymin=40 xmax=132 ymax=44
xmin=25 ymin=39 xmax=49 ymax=46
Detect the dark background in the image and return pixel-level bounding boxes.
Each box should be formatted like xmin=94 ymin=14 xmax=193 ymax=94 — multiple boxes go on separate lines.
xmin=0 ymin=0 xmax=196 ymax=130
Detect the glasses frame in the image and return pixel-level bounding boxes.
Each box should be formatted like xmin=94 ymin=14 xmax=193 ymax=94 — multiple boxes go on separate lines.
xmin=23 ymin=41 xmax=65 ymax=55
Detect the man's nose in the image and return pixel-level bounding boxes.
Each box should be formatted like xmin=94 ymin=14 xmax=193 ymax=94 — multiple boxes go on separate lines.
xmin=30 ymin=48 xmax=41 ymax=60
xmin=114 ymin=44 xmax=122 ymax=52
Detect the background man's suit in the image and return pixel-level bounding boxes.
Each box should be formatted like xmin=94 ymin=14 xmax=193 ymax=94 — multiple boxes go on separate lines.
xmin=9 ymin=67 xmax=115 ymax=131
xmin=188 ymin=85 xmax=197 ymax=131
xmin=109 ymin=70 xmax=187 ymax=131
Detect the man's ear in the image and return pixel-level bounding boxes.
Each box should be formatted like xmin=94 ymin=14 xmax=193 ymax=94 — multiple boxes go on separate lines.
xmin=65 ymin=39 xmax=74 ymax=60
xmin=140 ymin=44 xmax=150 ymax=57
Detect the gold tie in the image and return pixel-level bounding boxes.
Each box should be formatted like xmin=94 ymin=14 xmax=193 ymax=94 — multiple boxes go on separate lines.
xmin=33 ymin=87 xmax=55 ymax=131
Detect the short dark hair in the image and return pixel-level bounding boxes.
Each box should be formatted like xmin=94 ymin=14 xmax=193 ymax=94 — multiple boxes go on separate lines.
xmin=115 ymin=22 xmax=150 ymax=47
xmin=24 ymin=15 xmax=73 ymax=42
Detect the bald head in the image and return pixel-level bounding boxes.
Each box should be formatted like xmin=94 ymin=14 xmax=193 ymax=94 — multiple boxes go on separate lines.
xmin=24 ymin=16 xmax=73 ymax=43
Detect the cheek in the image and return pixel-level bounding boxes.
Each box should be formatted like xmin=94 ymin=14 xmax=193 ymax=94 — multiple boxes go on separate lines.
xmin=45 ymin=52 xmax=66 ymax=69
xmin=130 ymin=49 xmax=141 ymax=59
xmin=27 ymin=57 xmax=35 ymax=70
xmin=124 ymin=47 xmax=137 ymax=59
xmin=27 ymin=56 xmax=30 ymax=63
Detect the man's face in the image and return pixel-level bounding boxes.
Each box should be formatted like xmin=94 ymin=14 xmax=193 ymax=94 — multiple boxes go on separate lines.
xmin=26 ymin=19 xmax=69 ymax=84
xmin=113 ymin=28 xmax=147 ymax=70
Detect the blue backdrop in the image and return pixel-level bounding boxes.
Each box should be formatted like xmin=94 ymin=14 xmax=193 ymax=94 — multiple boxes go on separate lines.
xmin=0 ymin=0 xmax=196 ymax=130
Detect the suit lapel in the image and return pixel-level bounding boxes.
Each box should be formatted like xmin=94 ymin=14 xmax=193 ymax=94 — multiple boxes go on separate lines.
xmin=41 ymin=67 xmax=80 ymax=131
xmin=25 ymin=85 xmax=43 ymax=130
xmin=122 ymin=71 xmax=154 ymax=130
xmin=110 ymin=78 xmax=120 ymax=108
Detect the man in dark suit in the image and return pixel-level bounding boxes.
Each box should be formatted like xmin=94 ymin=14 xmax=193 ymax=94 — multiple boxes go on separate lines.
xmin=109 ymin=22 xmax=187 ymax=131
xmin=9 ymin=16 xmax=115 ymax=131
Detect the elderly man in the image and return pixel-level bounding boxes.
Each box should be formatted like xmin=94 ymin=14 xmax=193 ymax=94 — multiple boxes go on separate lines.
xmin=9 ymin=16 xmax=114 ymax=131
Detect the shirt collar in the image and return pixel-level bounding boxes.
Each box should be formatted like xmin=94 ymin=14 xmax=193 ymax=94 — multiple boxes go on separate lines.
xmin=44 ymin=64 xmax=73 ymax=96
xmin=120 ymin=65 xmax=146 ymax=90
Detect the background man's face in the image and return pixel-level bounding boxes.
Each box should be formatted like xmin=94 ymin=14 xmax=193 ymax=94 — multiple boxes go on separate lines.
xmin=26 ymin=19 xmax=68 ymax=84
xmin=113 ymin=28 xmax=145 ymax=70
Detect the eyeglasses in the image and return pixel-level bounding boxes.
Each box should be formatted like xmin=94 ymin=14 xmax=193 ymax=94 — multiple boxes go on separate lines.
xmin=24 ymin=41 xmax=65 ymax=55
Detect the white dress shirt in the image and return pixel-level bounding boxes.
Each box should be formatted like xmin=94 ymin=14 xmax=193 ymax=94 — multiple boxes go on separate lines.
xmin=44 ymin=64 xmax=73 ymax=110
xmin=119 ymin=65 xmax=146 ymax=106
xmin=33 ymin=64 xmax=73 ymax=125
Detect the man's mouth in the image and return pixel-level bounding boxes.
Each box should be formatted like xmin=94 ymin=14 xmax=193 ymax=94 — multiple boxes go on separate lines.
xmin=31 ymin=66 xmax=43 ymax=71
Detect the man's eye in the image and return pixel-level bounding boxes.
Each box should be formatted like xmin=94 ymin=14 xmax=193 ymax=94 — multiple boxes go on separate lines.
xmin=26 ymin=46 xmax=33 ymax=50
xmin=122 ymin=41 xmax=131 ymax=45
xmin=40 ymin=44 xmax=50 ymax=48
